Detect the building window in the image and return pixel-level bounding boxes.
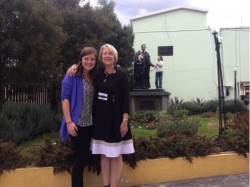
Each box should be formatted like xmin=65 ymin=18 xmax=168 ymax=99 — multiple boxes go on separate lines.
xmin=158 ymin=46 xmax=173 ymax=56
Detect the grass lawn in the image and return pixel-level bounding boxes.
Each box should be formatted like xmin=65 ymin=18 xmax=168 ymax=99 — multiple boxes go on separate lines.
xmin=131 ymin=128 xmax=157 ymax=138
xmin=191 ymin=114 xmax=219 ymax=139
xmin=131 ymin=114 xmax=220 ymax=139
xmin=18 ymin=114 xmax=222 ymax=152
xmin=17 ymin=132 xmax=60 ymax=155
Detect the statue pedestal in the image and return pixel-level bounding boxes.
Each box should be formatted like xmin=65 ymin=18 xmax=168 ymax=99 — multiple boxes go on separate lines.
xmin=129 ymin=89 xmax=171 ymax=112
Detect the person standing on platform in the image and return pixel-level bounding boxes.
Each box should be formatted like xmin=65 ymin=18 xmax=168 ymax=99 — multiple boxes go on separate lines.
xmin=155 ymin=56 xmax=163 ymax=89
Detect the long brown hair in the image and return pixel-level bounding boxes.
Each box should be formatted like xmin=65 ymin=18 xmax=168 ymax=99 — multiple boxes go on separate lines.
xmin=75 ymin=47 xmax=98 ymax=83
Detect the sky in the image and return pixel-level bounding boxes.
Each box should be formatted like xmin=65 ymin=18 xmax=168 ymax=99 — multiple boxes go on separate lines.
xmin=86 ymin=0 xmax=250 ymax=31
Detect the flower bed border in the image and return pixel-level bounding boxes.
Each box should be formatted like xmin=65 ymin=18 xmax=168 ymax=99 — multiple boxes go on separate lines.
xmin=0 ymin=152 xmax=248 ymax=187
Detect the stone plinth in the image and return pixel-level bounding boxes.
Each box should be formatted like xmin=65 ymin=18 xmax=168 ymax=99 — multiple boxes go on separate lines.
xmin=129 ymin=89 xmax=171 ymax=112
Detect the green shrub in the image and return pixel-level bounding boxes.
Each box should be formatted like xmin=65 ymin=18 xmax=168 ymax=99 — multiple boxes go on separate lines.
xmin=201 ymin=111 xmax=216 ymax=118
xmin=0 ymin=137 xmax=101 ymax=175
xmin=193 ymin=98 xmax=205 ymax=106
xmin=172 ymin=99 xmax=248 ymax=115
xmin=168 ymin=97 xmax=184 ymax=115
xmin=129 ymin=110 xmax=170 ymax=129
xmin=31 ymin=138 xmax=73 ymax=173
xmin=0 ymin=101 xmax=61 ymax=144
xmin=220 ymin=111 xmax=249 ymax=156
xmin=180 ymin=101 xmax=203 ymax=115
xmin=133 ymin=135 xmax=217 ymax=162
xmin=30 ymin=138 xmax=102 ymax=174
xmin=157 ymin=119 xmax=200 ymax=138
xmin=202 ymin=100 xmax=218 ymax=112
xmin=224 ymin=100 xmax=248 ymax=113
xmin=0 ymin=141 xmax=30 ymax=175
xmin=168 ymin=109 xmax=189 ymax=121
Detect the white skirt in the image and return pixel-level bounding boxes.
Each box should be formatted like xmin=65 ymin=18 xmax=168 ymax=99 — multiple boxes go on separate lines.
xmin=91 ymin=139 xmax=135 ymax=158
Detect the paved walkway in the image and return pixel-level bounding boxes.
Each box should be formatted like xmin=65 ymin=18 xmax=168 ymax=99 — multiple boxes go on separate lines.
xmin=134 ymin=174 xmax=249 ymax=187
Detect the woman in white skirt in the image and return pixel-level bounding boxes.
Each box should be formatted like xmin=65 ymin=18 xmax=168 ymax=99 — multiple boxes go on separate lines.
xmin=91 ymin=44 xmax=135 ymax=187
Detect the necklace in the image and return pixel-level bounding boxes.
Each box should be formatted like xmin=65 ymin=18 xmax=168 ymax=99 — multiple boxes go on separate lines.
xmin=82 ymin=74 xmax=91 ymax=84
xmin=103 ymin=69 xmax=116 ymax=83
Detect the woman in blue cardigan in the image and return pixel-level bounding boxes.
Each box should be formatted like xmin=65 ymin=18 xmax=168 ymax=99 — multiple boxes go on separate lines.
xmin=60 ymin=47 xmax=98 ymax=187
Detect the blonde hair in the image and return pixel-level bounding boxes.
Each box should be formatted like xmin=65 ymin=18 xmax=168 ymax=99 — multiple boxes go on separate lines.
xmin=99 ymin=44 xmax=118 ymax=63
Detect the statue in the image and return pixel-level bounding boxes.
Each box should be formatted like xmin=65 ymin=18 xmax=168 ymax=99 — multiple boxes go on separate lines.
xmin=133 ymin=50 xmax=143 ymax=89
xmin=134 ymin=44 xmax=155 ymax=89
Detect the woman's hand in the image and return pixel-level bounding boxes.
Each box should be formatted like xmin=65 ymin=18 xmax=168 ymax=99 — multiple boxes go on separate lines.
xmin=120 ymin=121 xmax=128 ymax=137
xmin=67 ymin=122 xmax=78 ymax=136
xmin=66 ymin=64 xmax=78 ymax=76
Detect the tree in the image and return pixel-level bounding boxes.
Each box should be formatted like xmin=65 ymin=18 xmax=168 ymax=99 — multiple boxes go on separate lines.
xmin=59 ymin=0 xmax=134 ymax=72
xmin=94 ymin=0 xmax=134 ymax=70
xmin=0 ymin=0 xmax=134 ymax=109
xmin=0 ymin=0 xmax=66 ymax=92
xmin=53 ymin=0 xmax=80 ymax=9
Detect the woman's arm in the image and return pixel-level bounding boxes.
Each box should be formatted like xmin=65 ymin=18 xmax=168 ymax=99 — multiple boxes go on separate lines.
xmin=120 ymin=113 xmax=129 ymax=137
xmin=62 ymin=98 xmax=78 ymax=136
xmin=120 ymin=72 xmax=130 ymax=137
xmin=62 ymin=99 xmax=72 ymax=124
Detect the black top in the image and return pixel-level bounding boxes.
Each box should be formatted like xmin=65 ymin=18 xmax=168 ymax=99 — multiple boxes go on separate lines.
xmin=93 ymin=68 xmax=132 ymax=143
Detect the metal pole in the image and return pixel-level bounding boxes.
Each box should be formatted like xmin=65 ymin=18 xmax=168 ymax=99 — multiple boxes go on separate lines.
xmin=234 ymin=70 xmax=237 ymax=100
xmin=212 ymin=31 xmax=226 ymax=141
xmin=234 ymin=68 xmax=238 ymax=112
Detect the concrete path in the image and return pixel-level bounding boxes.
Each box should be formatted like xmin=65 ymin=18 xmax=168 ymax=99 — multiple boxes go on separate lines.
xmin=133 ymin=174 xmax=249 ymax=187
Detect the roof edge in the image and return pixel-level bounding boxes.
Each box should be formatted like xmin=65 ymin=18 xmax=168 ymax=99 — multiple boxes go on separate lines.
xmin=130 ymin=5 xmax=208 ymax=21
xmin=220 ymin=26 xmax=250 ymax=30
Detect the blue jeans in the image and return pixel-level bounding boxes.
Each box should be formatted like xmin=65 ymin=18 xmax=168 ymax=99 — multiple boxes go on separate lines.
xmin=155 ymin=71 xmax=163 ymax=89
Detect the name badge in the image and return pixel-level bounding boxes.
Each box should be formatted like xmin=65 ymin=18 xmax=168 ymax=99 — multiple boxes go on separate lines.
xmin=98 ymin=92 xmax=108 ymax=101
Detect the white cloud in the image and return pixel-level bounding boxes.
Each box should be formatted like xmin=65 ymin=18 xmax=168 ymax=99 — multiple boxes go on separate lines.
xmin=112 ymin=0 xmax=250 ymax=29
xmin=113 ymin=0 xmax=190 ymax=25
xmin=137 ymin=8 xmax=148 ymax=16
xmin=188 ymin=0 xmax=250 ymax=30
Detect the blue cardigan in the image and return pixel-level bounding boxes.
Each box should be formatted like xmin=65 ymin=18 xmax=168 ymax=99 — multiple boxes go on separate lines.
xmin=60 ymin=75 xmax=83 ymax=141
